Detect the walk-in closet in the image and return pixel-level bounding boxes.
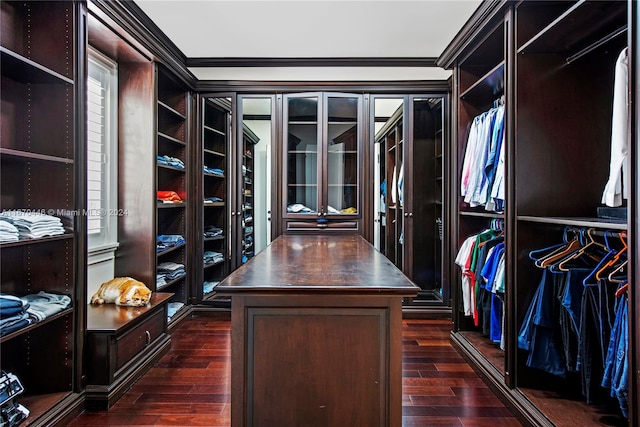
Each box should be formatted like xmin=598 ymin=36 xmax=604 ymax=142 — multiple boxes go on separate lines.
xmin=0 ymin=0 xmax=637 ymax=426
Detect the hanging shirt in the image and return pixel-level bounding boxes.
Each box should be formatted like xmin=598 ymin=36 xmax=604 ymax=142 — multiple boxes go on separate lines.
xmin=602 ymin=47 xmax=629 ymax=207
xmin=461 ymin=114 xmax=484 ymax=197
xmin=455 ymin=235 xmax=477 ymax=316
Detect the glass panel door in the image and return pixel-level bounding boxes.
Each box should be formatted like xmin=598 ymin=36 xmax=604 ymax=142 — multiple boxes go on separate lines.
xmin=285 ymin=94 xmax=320 ymax=214
xmin=325 ymin=94 xmax=359 ymax=215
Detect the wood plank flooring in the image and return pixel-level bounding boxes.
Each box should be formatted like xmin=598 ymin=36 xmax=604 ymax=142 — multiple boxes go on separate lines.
xmin=69 ymin=316 xmax=521 ymax=426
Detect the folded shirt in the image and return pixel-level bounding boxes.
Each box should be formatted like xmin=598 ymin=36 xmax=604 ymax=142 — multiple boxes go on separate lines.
xmin=203 ymin=166 xmax=224 ymax=176
xmin=157 ymin=191 xmax=183 ymax=202
xmin=0 ymin=211 xmax=65 ymax=239
xmin=0 ymin=219 xmax=19 ymax=242
xmin=21 ymin=291 xmax=72 ymax=322
xmin=157 ymin=155 xmax=185 ymax=169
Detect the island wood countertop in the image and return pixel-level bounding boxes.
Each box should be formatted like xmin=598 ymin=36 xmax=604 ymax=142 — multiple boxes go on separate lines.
xmin=215 ymin=234 xmax=420 ymax=295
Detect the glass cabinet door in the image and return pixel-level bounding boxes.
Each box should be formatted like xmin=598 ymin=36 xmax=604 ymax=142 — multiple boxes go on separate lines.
xmin=283 ymin=92 xmax=362 ymax=223
xmin=284 ymin=93 xmax=320 ymax=215
xmin=325 ymin=94 xmax=360 ymax=216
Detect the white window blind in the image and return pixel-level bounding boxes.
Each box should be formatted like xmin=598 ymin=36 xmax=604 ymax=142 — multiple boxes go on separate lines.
xmin=87 ymin=49 xmax=117 ymax=249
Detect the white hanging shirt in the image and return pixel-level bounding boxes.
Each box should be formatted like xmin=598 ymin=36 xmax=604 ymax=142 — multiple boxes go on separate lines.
xmin=601 ymin=47 xmax=629 ymax=207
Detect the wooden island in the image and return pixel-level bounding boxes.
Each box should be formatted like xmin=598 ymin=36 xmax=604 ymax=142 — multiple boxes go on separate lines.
xmin=216 ymin=234 xmax=420 ymax=427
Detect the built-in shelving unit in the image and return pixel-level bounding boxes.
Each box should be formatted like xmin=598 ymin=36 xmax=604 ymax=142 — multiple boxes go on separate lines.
xmin=0 ymin=1 xmax=85 ymax=424
xmin=199 ymin=97 xmax=231 ymax=303
xmin=155 ymin=66 xmax=190 ymax=328
xmin=441 ymin=1 xmax=636 ymax=425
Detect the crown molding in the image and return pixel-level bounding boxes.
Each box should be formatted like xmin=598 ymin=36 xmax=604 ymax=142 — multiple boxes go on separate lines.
xmin=187 ymin=57 xmax=439 ymax=68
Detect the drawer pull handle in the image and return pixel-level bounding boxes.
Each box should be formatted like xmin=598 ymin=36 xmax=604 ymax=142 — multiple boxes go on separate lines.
xmin=145 ymin=330 xmax=151 ymax=345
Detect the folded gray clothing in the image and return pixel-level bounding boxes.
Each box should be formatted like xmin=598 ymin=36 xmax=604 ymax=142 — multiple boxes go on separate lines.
xmin=21 ymin=291 xmax=72 ymax=322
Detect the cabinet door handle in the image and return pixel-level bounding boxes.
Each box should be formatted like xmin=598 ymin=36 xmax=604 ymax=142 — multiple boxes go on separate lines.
xmin=408 ymin=213 xmax=413 ymax=218
xmin=145 ymin=330 xmax=151 ymax=346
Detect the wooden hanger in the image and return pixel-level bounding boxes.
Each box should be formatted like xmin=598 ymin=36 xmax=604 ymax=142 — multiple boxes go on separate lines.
xmin=556 ymin=228 xmax=608 ymax=272
xmin=536 ymin=228 xmax=582 ymax=268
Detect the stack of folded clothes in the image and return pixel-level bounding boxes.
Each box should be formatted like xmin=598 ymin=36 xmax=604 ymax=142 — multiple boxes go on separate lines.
xmin=157 ymin=155 xmax=185 ymax=169
xmin=0 ymin=292 xmax=72 ymax=336
xmin=203 ymin=166 xmax=224 ymax=176
xmin=156 ymin=234 xmax=186 ymax=252
xmin=0 ymin=211 xmax=65 ymax=239
xmin=203 ymin=225 xmax=223 ymax=238
xmin=167 ymin=301 xmax=185 ymax=321
xmin=203 ymin=251 xmax=224 ymax=266
xmin=157 ymin=191 xmax=183 ymax=203
xmin=157 ymin=262 xmax=186 ymax=282
xmin=203 ymin=281 xmax=219 ymax=294
xmin=0 ymin=294 xmax=29 ymax=336
xmin=204 ymin=196 xmax=223 ymax=204
xmin=0 ymin=219 xmax=19 ymax=242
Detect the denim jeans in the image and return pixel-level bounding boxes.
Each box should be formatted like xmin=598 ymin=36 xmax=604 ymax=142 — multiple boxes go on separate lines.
xmin=518 ymin=269 xmax=566 ymax=377
xmin=557 ymin=269 xmax=590 ymax=372
xmin=602 ymin=292 xmax=628 ymax=417
xmin=577 ymin=280 xmax=615 ymax=404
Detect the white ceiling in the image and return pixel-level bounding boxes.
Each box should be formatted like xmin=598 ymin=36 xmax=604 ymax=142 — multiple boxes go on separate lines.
xmin=134 ymin=0 xmax=482 ymax=81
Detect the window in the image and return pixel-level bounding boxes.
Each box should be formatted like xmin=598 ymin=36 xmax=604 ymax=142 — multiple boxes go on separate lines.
xmin=87 ymin=48 xmax=118 ymax=251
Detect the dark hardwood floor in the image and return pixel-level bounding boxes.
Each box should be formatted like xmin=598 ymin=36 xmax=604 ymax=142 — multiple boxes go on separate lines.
xmin=69 ymin=316 xmax=521 ymax=426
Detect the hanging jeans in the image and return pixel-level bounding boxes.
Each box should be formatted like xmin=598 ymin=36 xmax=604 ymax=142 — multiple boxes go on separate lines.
xmin=557 ymin=268 xmax=589 ymax=372
xmin=517 ymin=269 xmax=566 ymax=377
xmin=602 ymin=292 xmax=628 ymax=417
xmin=577 ymin=279 xmax=616 ymax=404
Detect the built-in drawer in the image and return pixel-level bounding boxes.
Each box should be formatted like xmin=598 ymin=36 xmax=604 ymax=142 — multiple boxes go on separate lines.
xmin=286 ymin=220 xmax=359 ymax=232
xmin=115 ymin=308 xmax=164 ymax=372
xmin=85 ymin=293 xmax=173 ymax=410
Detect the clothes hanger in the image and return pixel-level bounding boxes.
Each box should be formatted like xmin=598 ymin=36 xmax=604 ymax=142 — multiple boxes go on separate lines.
xmin=581 ymin=231 xmax=618 ymax=286
xmin=555 ymin=228 xmax=608 ymax=273
xmin=536 ymin=227 xmax=582 ymax=268
xmin=529 ymin=226 xmax=570 ymax=265
xmin=609 ymin=259 xmax=628 ymax=284
xmin=614 ymin=281 xmax=629 ymax=298
xmin=595 ymin=231 xmax=627 ymax=281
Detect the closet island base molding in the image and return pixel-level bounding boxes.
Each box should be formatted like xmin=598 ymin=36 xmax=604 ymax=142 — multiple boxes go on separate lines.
xmin=216 ymin=234 xmax=419 ymax=427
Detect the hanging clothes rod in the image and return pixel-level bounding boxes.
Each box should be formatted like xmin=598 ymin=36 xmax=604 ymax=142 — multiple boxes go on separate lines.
xmin=566 ymin=26 xmax=627 ymax=64
xmin=565 ymin=226 xmax=627 ymax=240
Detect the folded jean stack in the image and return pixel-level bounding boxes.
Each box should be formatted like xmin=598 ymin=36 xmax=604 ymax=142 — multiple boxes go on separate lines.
xmin=157 ymin=155 xmax=185 ymax=169
xmin=0 ymin=292 xmax=72 ymax=336
xmin=156 ymin=234 xmax=185 ymax=253
xmin=203 ymin=251 xmax=224 ymax=266
xmin=203 ymin=281 xmax=219 ymax=294
xmin=157 ymin=262 xmax=186 ymax=286
xmin=167 ymin=301 xmax=184 ymax=322
xmin=203 ymin=225 xmax=223 ymax=238
xmin=204 ymin=196 xmax=223 ymax=204
xmin=0 ymin=211 xmax=65 ymax=240
xmin=203 ymin=165 xmax=224 ymax=177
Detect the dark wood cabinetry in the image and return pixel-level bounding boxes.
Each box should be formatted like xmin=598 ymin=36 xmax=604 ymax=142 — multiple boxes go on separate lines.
xmin=236 ymin=125 xmax=259 ymax=266
xmin=0 ymin=1 xmax=85 ymax=424
xmin=196 ymin=96 xmax=231 ymax=304
xmin=282 ymin=92 xmax=362 ymax=233
xmin=217 ymin=235 xmax=419 ymax=427
xmin=374 ymin=96 xmax=448 ymax=308
xmin=85 ymin=292 xmax=172 ymax=410
xmin=155 ymin=66 xmax=191 ymax=328
xmin=440 ymin=1 xmax=638 ymax=425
